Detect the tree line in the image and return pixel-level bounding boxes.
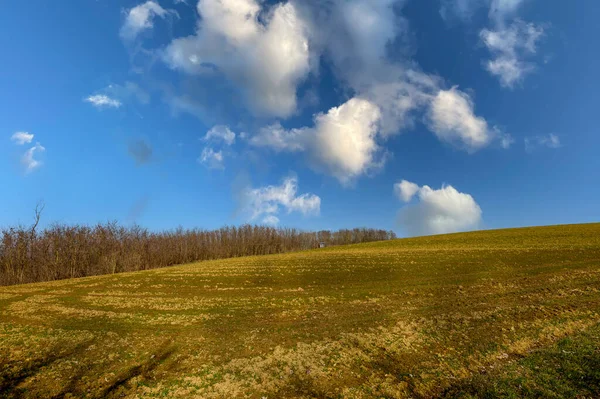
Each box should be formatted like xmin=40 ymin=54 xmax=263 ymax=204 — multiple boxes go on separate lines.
xmin=0 ymin=206 xmax=396 ymax=286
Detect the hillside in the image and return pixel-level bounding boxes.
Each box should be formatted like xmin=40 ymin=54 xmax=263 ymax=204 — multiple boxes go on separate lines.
xmin=1 ymin=223 xmax=599 ymax=398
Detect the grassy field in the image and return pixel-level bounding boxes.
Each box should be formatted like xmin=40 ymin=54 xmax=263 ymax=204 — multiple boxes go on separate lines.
xmin=1 ymin=223 xmax=599 ymax=398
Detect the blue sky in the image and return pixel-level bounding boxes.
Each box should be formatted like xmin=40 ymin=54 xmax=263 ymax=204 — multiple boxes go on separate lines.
xmin=1 ymin=0 xmax=598 ymax=236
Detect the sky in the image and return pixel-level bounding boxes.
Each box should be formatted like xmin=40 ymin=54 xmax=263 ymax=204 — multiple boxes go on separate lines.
xmin=1 ymin=0 xmax=599 ymax=237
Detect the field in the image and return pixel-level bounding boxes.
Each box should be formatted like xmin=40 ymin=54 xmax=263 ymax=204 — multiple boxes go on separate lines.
xmin=1 ymin=223 xmax=599 ymax=398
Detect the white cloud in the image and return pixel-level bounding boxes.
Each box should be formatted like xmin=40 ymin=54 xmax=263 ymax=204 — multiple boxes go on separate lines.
xmin=301 ymin=0 xmax=402 ymax=90
xmin=540 ymin=133 xmax=561 ymax=148
xmin=250 ymin=122 xmax=306 ymax=152
xmin=306 ymin=98 xmax=384 ymax=184
xmin=85 ymin=94 xmax=122 ymax=109
xmin=87 ymin=82 xmax=150 ymax=110
xmin=105 ymin=82 xmax=151 ymax=105
xmin=120 ymin=1 xmax=174 ymax=41
xmin=253 ymin=87 xmax=503 ymax=183
xmin=426 ymin=87 xmax=495 ymax=151
xmin=250 ymin=97 xmax=385 ymax=184
xmin=163 ymin=0 xmax=311 ymax=118
xmin=204 ymin=125 xmax=235 ymax=146
xmin=481 ymin=21 xmax=544 ymax=87
xmin=261 ymin=215 xmax=280 ymax=226
xmin=242 ymin=176 xmax=320 ymax=223
xmin=293 ymin=3 xmax=499 ymax=151
xmin=11 ymin=132 xmax=34 ymax=145
xmin=439 ymin=0 xmax=545 ymax=88
xmin=525 ymin=133 xmax=561 ymax=152
xmin=365 ymin=72 xmax=438 ymax=137
xmin=394 ymin=180 xmax=420 ymax=202
xmin=396 ymin=180 xmax=482 ymax=236
xmin=198 ymin=147 xmax=224 ymax=169
xmin=21 ymin=143 xmax=46 ymax=174
xmin=440 ymin=0 xmax=525 ymax=24
xmin=499 ymin=132 xmax=515 ymax=149
xmin=440 ymin=0 xmax=483 ymax=21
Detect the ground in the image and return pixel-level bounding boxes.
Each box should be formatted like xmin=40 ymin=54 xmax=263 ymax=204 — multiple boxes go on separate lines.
xmin=1 ymin=223 xmax=599 ymax=398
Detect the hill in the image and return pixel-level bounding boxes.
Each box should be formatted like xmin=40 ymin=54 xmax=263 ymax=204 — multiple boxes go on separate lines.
xmin=1 ymin=223 xmax=599 ymax=398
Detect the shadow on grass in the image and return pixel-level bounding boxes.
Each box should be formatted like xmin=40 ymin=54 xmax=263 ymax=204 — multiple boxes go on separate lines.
xmin=96 ymin=342 xmax=176 ymax=399
xmin=0 ymin=340 xmax=94 ymax=399
xmin=0 ymin=341 xmax=177 ymax=399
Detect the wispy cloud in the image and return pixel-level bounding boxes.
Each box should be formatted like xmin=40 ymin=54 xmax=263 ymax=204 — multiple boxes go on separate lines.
xmin=198 ymin=147 xmax=224 ymax=170
xmin=198 ymin=125 xmax=237 ymax=170
xmin=85 ymin=94 xmax=122 ymax=109
xmin=204 ymin=125 xmax=236 ymax=146
xmin=10 ymin=131 xmax=34 ymax=145
xmin=120 ymin=1 xmax=176 ymax=42
xmin=481 ymin=20 xmax=544 ymax=88
xmin=21 ymin=143 xmax=46 ymax=174
xmin=525 ymin=133 xmax=561 ymax=152
xmin=440 ymin=0 xmax=546 ymax=88
xmin=241 ymin=176 xmax=320 ymax=225
xmin=10 ymin=132 xmax=45 ymax=174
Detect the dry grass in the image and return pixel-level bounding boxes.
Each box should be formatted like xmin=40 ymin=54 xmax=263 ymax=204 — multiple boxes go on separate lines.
xmin=0 ymin=223 xmax=599 ymax=398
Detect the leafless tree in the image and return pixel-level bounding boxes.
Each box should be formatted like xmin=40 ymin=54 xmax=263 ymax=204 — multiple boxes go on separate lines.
xmin=0 ymin=212 xmax=395 ymax=286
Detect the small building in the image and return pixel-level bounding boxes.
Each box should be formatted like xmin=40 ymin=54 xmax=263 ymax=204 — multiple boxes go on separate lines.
xmin=319 ymin=242 xmax=326 ymax=248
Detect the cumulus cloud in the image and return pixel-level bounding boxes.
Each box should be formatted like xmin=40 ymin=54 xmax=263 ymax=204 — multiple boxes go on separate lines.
xmin=395 ymin=180 xmax=482 ymax=236
xmin=21 ymin=143 xmax=46 ymax=174
xmin=198 ymin=147 xmax=224 ymax=169
xmin=253 ymin=87 xmax=502 ymax=183
xmin=426 ymin=87 xmax=496 ymax=151
xmin=305 ymin=98 xmax=384 ymax=183
xmin=120 ymin=1 xmax=175 ymax=41
xmin=251 ymin=97 xmax=385 ymax=184
xmin=295 ymin=2 xmax=499 ymax=150
xmin=394 ymin=180 xmax=420 ymax=202
xmin=204 ymin=125 xmax=235 ymax=146
xmin=163 ymin=0 xmax=311 ymax=118
xmin=241 ymin=176 xmax=320 ymax=224
xmin=11 ymin=132 xmax=34 ymax=145
xmin=85 ymin=94 xmax=122 ymax=109
xmin=481 ymin=21 xmax=544 ymax=87
xmin=157 ymin=0 xmax=501 ymax=164
xmin=525 ymin=133 xmax=561 ymax=152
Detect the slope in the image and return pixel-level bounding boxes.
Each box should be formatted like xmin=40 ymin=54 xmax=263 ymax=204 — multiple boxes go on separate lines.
xmin=1 ymin=223 xmax=599 ymax=398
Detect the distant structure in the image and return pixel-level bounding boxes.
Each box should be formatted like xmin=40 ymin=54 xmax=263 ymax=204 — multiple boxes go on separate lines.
xmin=319 ymin=242 xmax=326 ymax=248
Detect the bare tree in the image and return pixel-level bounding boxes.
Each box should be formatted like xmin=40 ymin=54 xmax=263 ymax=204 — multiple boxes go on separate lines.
xmin=0 ymin=217 xmax=394 ymax=286
xmin=30 ymin=201 xmax=45 ymax=242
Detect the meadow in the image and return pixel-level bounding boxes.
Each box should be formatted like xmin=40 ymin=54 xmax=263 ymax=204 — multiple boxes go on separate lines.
xmin=1 ymin=223 xmax=599 ymax=398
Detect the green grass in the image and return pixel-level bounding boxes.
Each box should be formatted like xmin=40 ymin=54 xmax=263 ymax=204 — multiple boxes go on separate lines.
xmin=1 ymin=223 xmax=599 ymax=398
